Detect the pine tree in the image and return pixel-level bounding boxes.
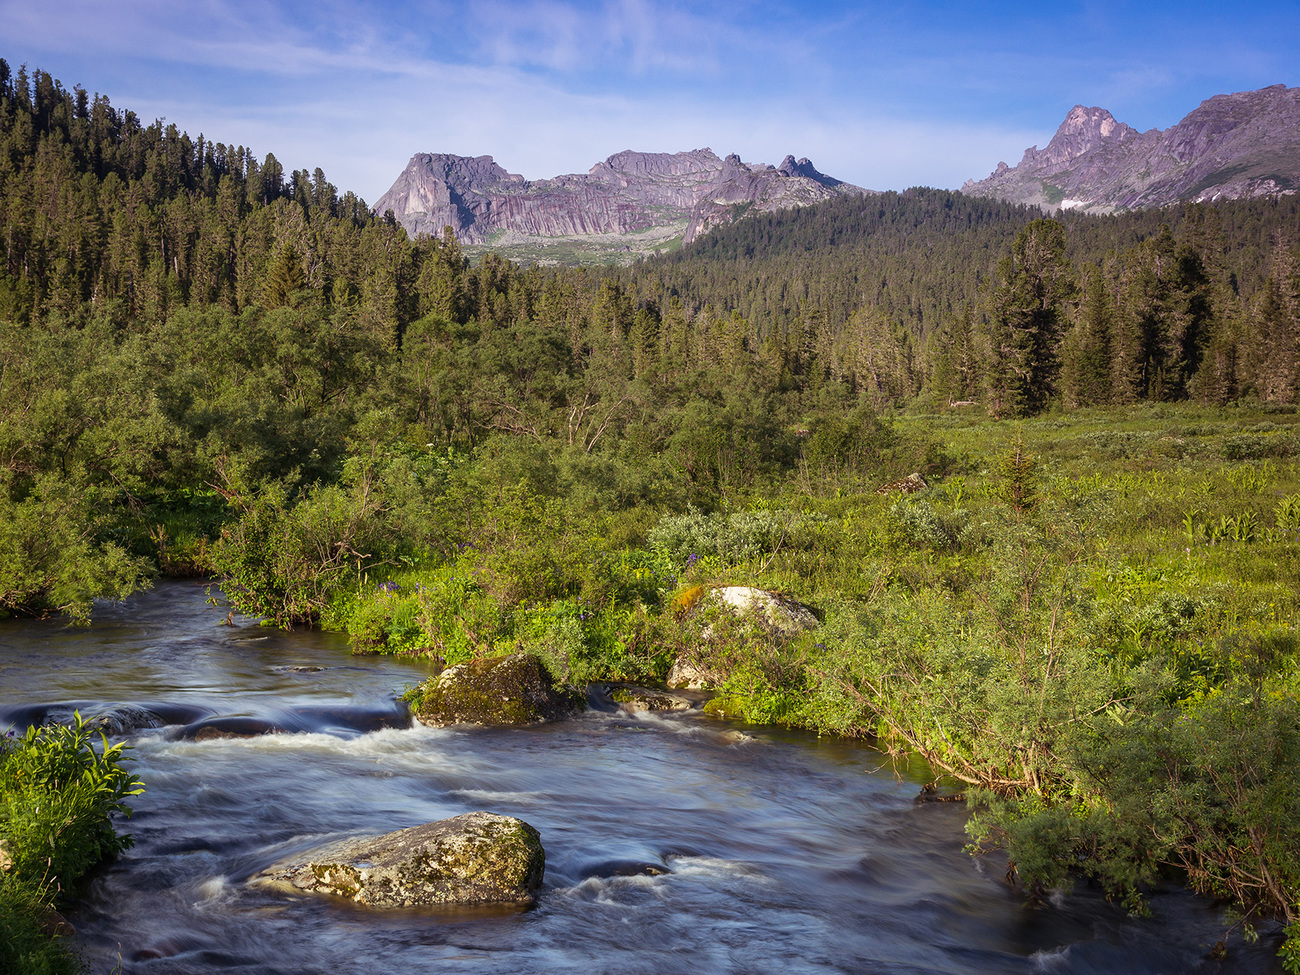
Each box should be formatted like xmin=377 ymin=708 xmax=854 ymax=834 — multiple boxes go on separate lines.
xmin=261 ymin=243 xmax=305 ymax=308
xmin=1068 ymin=267 xmax=1114 ymax=406
xmin=985 ymin=219 xmax=1074 ymax=416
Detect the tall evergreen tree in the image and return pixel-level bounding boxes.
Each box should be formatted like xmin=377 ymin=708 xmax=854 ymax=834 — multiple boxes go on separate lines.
xmin=1065 ymin=267 xmax=1114 ymax=407
xmin=985 ymin=219 xmax=1073 ymax=416
xmin=261 ymin=243 xmax=305 ymax=308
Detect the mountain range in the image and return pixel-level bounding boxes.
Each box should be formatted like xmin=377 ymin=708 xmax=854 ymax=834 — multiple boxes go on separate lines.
xmin=374 ymin=84 xmax=1299 ymax=260
xmin=962 ymin=84 xmax=1300 ymax=213
xmin=372 ymin=149 xmax=868 ymax=262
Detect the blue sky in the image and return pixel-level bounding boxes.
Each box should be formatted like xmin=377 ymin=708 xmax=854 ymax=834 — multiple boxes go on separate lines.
xmin=3 ymin=0 xmax=1296 ymax=204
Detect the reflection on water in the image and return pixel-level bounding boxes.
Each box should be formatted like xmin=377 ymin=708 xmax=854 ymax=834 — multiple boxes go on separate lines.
xmin=0 ymin=582 xmax=1282 ymax=974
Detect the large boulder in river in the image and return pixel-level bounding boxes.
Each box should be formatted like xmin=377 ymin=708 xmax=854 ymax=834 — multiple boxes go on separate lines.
xmin=257 ymin=812 xmax=545 ymax=907
xmin=405 ymin=652 xmax=582 ymax=726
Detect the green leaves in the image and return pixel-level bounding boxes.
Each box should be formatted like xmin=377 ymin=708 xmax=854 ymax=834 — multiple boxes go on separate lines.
xmin=0 ymin=712 xmax=144 ymax=892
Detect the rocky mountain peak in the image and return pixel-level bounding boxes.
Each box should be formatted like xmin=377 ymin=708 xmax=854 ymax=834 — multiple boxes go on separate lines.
xmin=776 ymin=155 xmax=843 ymax=188
xmin=373 ymin=147 xmax=870 ymax=259
xmin=1030 ymin=105 xmax=1138 ymax=166
xmin=963 ymin=84 xmax=1300 ymax=213
xmin=592 ymin=149 xmax=723 ymax=179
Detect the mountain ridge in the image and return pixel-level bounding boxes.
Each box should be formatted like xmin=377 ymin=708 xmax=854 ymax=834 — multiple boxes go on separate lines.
xmin=962 ymin=84 xmax=1300 ymax=212
xmin=372 ymin=148 xmax=869 ymax=261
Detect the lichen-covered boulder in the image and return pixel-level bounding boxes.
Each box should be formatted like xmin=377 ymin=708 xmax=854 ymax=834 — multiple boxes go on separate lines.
xmin=405 ymin=652 xmax=582 ymax=726
xmin=665 ymin=658 xmax=729 ymax=691
xmin=667 ymin=587 xmax=818 ymax=690
xmin=709 ymin=586 xmax=818 ymax=641
xmin=257 ymin=812 xmax=545 ymax=907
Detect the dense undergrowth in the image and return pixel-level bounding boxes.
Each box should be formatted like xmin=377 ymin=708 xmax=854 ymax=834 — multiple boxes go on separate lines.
xmin=0 ymin=716 xmax=143 ymax=974
xmin=193 ymin=403 xmax=1300 ymax=967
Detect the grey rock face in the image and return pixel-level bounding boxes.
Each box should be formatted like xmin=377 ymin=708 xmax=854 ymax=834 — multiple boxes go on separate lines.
xmin=963 ymin=84 xmax=1300 ymax=213
xmin=257 ymin=812 xmax=545 ymax=908
xmin=373 ymin=148 xmax=869 ymax=247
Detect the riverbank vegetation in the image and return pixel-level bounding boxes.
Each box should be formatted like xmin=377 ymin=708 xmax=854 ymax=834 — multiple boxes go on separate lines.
xmin=2 ymin=60 xmax=1299 ymax=967
xmin=0 ymin=716 xmax=143 ymax=974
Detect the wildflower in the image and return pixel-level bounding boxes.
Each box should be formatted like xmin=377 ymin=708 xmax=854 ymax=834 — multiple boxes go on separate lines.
xmin=377 ymin=581 xmax=401 ymax=593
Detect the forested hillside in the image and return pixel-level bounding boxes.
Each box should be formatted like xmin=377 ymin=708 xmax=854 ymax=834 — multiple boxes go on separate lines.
xmin=620 ymin=188 xmax=1300 ymax=408
xmin=3 ymin=61 xmax=1300 ymax=971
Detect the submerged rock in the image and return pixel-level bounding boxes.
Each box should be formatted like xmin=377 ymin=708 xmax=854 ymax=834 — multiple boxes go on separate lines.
xmin=178 ymin=716 xmax=288 ymax=741
xmin=406 ymin=652 xmax=582 ymax=727
xmin=585 ymin=682 xmax=706 ymax=714
xmin=0 ymin=700 xmax=212 ymax=735
xmin=578 ymin=858 xmax=671 ymax=879
xmin=257 ymin=812 xmax=545 ymax=908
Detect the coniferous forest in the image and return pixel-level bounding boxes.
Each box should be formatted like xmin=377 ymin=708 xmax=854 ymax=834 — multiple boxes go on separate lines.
xmin=3 ymin=60 xmax=1300 ymax=972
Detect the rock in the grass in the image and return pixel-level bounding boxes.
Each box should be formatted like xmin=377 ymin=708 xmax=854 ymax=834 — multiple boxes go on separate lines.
xmin=664 ymin=658 xmax=729 ymax=691
xmin=709 ymin=586 xmax=819 ymax=640
xmin=257 ymin=812 xmax=545 ymax=907
xmin=666 ymin=586 xmax=818 ymax=689
xmin=585 ymin=682 xmax=704 ymax=713
xmin=875 ymin=472 xmax=929 ymax=495
xmin=406 ymin=652 xmax=583 ymax=726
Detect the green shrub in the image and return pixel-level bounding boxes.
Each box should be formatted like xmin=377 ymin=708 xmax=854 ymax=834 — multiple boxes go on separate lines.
xmin=212 ymin=476 xmax=390 ymax=626
xmin=647 ymin=506 xmax=822 ymax=568
xmin=0 ymin=715 xmax=144 ymax=891
xmin=0 ymin=713 xmax=143 ymax=975
xmin=340 ymin=583 xmax=430 ymax=655
xmin=886 ymin=499 xmax=957 ymax=550
xmin=515 ymin=599 xmax=588 ymax=681
xmin=407 ymin=563 xmax=506 ymax=663
xmin=0 ymin=474 xmax=152 ymax=622
xmin=1222 ymin=432 xmax=1295 ymax=460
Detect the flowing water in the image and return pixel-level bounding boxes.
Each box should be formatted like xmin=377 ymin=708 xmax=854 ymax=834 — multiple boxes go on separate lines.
xmin=0 ymin=581 xmax=1283 ymax=974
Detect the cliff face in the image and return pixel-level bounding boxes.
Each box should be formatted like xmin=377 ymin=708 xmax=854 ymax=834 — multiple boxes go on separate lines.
xmin=962 ymin=84 xmax=1300 ymax=213
xmin=373 ymin=148 xmax=868 ymax=250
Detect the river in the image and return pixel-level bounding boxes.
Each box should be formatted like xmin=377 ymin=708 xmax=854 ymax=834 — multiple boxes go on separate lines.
xmin=0 ymin=581 xmax=1282 ymax=974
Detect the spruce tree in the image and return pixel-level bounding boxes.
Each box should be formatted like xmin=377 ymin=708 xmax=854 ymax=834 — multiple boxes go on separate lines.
xmin=986 ymin=219 xmax=1073 ymax=416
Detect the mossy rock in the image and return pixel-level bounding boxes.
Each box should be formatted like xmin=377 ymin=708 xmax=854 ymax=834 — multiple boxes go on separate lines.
xmin=256 ymin=812 xmax=545 ymax=907
xmin=585 ymin=682 xmax=706 ymax=713
xmin=405 ymin=652 xmax=583 ymax=727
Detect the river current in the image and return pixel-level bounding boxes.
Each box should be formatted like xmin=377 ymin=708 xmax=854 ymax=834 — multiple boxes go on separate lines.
xmin=0 ymin=581 xmax=1282 ymax=974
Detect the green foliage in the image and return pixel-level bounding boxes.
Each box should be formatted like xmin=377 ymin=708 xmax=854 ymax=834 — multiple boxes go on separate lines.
xmin=0 ymin=712 xmax=144 ymax=974
xmin=212 ymin=469 xmax=391 ymax=626
xmin=886 ymin=499 xmax=956 ymax=551
xmin=0 ymin=874 xmax=80 ymax=975
xmin=0 ymin=474 xmax=152 ymax=622
xmin=0 ymin=714 xmax=143 ymax=893
xmin=991 ymin=431 xmax=1039 ymax=512
xmin=648 ymin=506 xmax=822 ymax=569
xmin=985 ymin=219 xmax=1074 ymax=417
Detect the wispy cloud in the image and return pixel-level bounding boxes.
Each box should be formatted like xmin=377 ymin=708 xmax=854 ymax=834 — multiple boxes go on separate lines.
xmin=1 ymin=0 xmax=1295 ymax=204
xmin=465 ymin=0 xmax=728 ymax=76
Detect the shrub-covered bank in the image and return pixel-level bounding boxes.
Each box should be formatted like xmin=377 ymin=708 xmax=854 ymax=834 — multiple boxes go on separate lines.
xmin=0 ymin=716 xmax=143 ymax=974
xmin=218 ymin=405 xmax=1299 ymax=968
